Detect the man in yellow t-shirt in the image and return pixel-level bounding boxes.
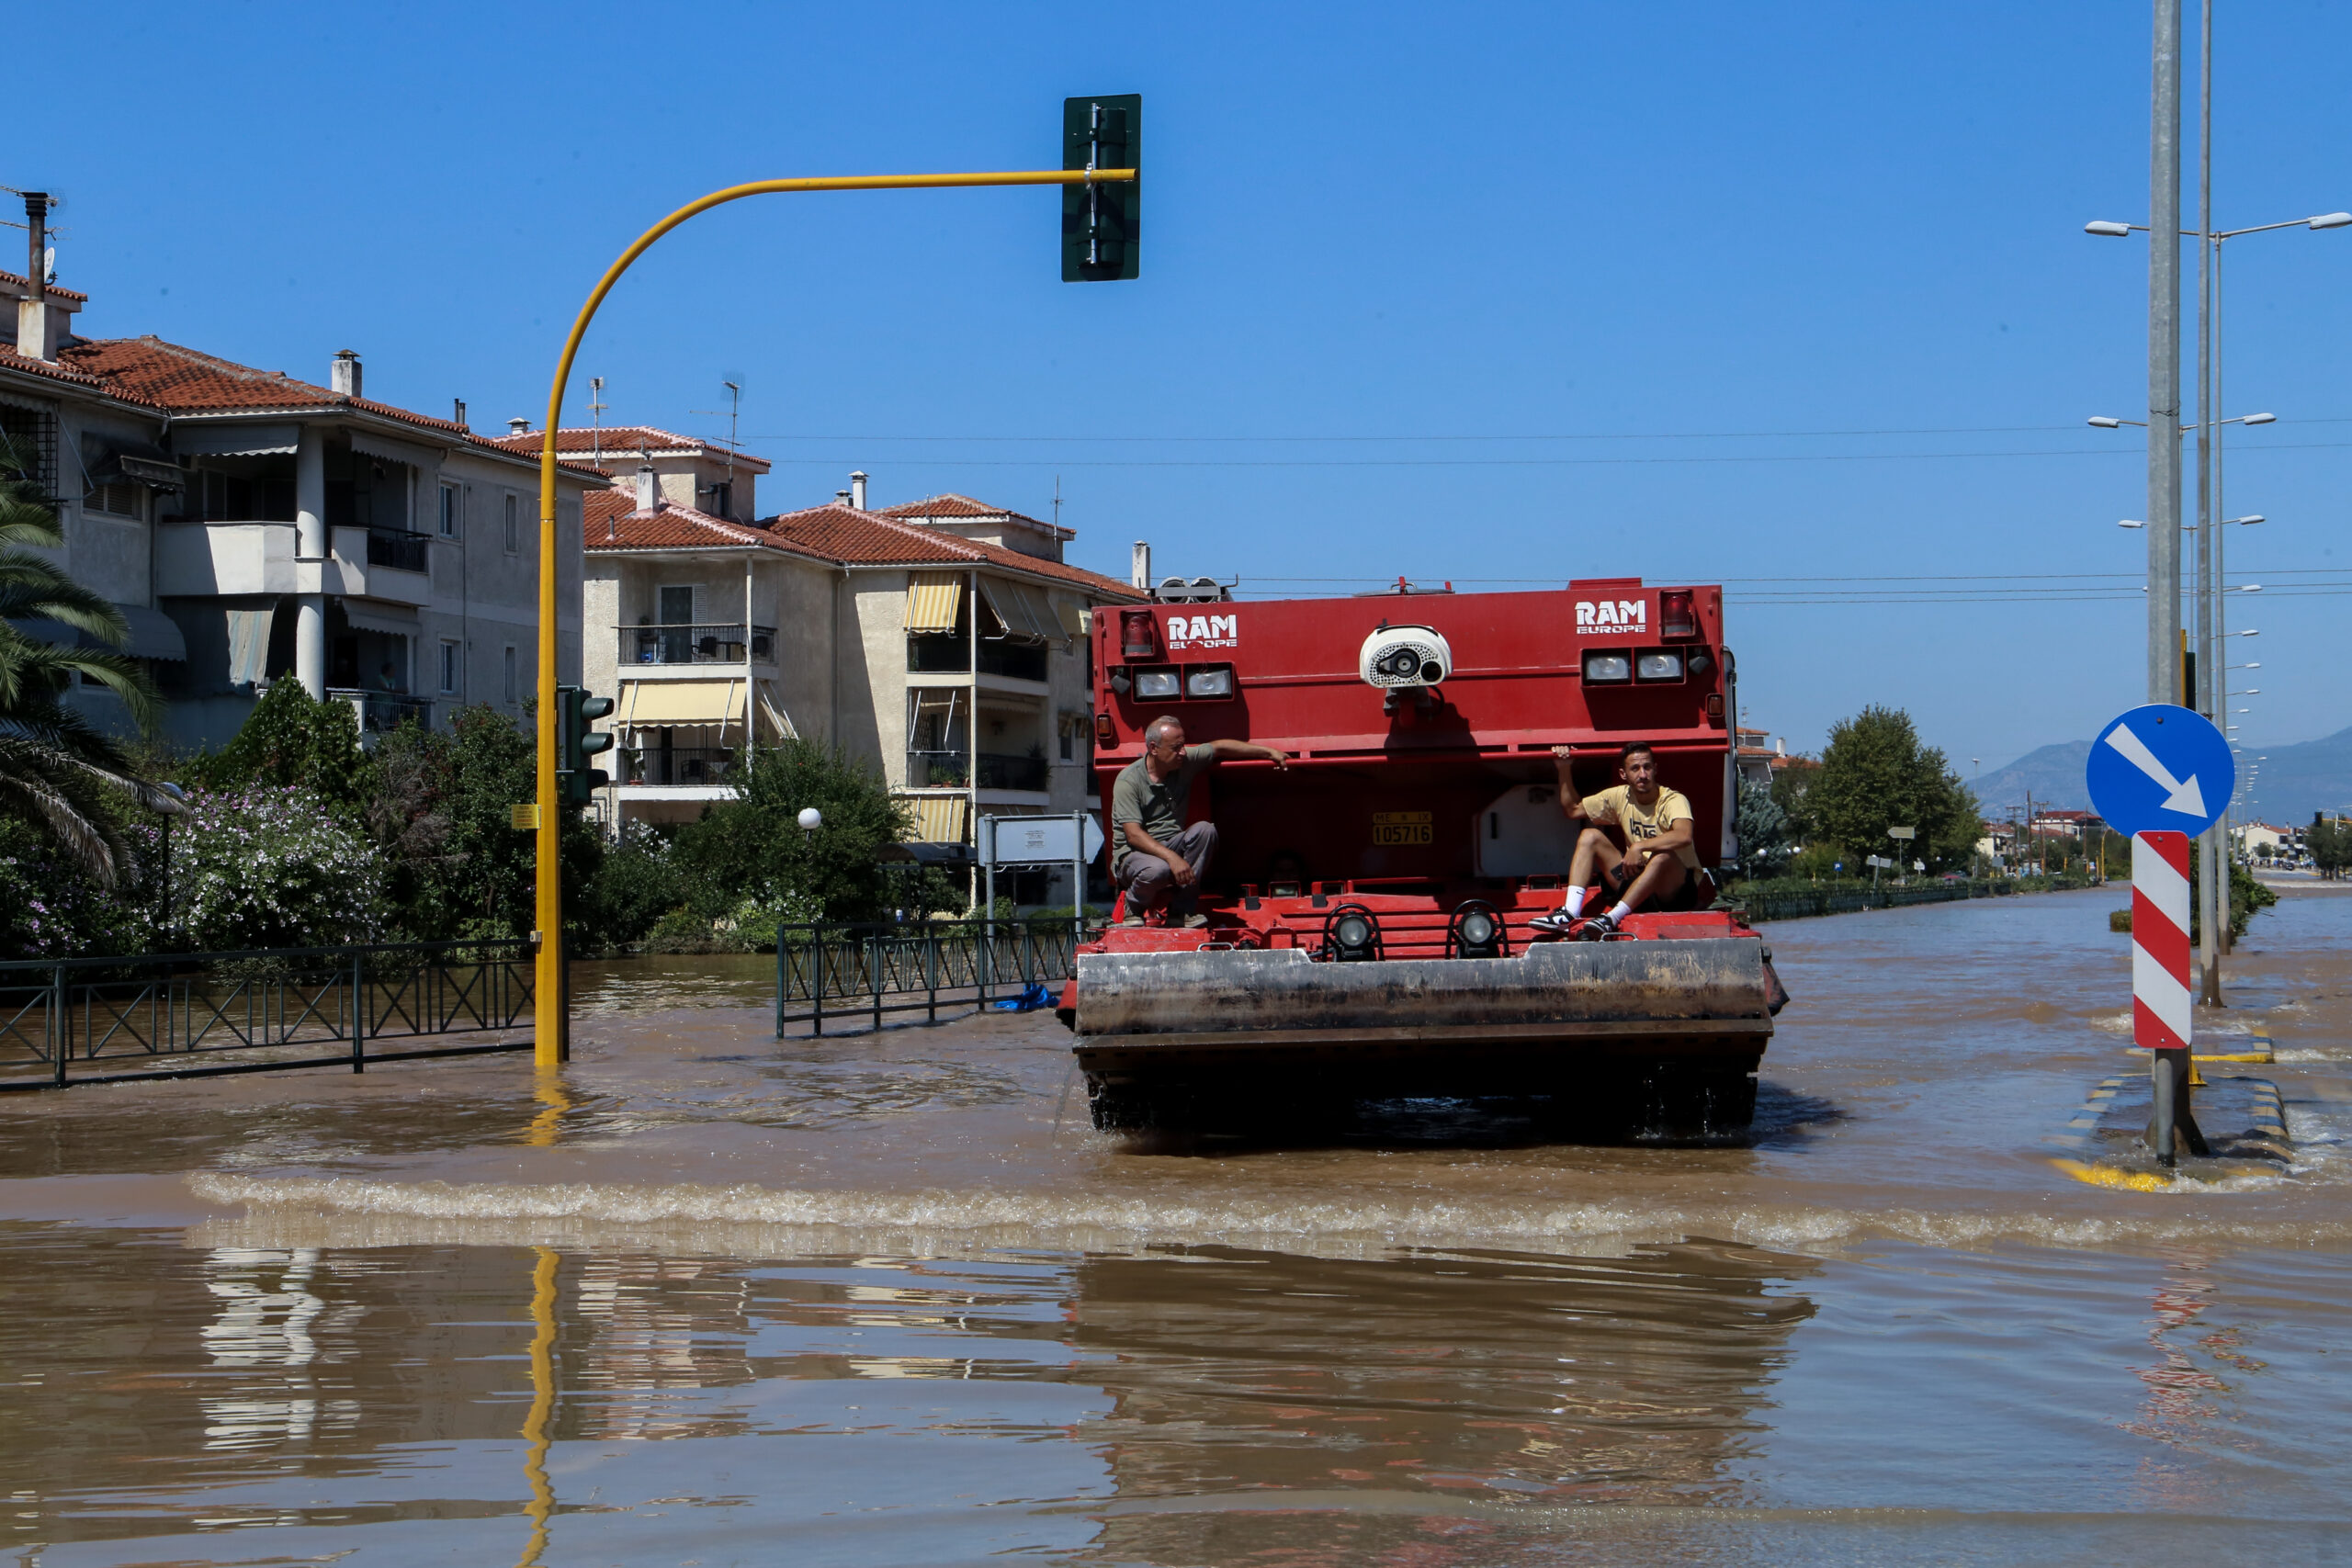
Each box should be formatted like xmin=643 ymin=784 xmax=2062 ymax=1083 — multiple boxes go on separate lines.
xmin=1529 ymin=740 xmax=1707 ymax=939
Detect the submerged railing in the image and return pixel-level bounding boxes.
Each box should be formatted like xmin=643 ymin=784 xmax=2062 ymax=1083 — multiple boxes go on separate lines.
xmin=0 ymin=939 xmax=536 ymax=1089
xmin=774 ymin=919 xmax=1103 ymax=1037
xmin=1729 ymin=874 xmax=2100 ymax=924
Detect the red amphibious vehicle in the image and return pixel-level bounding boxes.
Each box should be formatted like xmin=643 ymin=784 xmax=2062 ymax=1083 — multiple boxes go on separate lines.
xmin=1057 ymin=579 xmax=1788 ymax=1135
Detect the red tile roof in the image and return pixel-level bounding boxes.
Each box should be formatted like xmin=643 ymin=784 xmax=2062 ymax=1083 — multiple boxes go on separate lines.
xmin=0 ymin=344 xmax=109 ymax=389
xmin=0 ymin=335 xmax=602 ymax=478
xmin=483 ymin=425 xmax=771 ymax=471
xmin=0 ymin=270 xmax=88 ymax=305
xmin=769 ymin=503 xmax=1140 ymax=596
xmin=584 ymin=488 xmax=1141 ymax=600
xmin=877 ymin=491 xmax=1069 ymax=536
xmin=583 ymin=489 xmax=839 ymax=565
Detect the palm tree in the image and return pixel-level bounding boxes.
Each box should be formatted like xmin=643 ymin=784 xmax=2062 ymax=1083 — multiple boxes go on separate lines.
xmin=0 ymin=434 xmax=181 ymax=883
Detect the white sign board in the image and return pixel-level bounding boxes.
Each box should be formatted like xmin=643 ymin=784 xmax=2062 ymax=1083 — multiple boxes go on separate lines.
xmin=982 ymin=814 xmax=1106 ymax=867
xmin=1887 ymin=826 xmax=1917 ymax=840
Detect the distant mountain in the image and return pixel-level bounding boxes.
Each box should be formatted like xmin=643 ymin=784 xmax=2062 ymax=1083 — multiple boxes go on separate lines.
xmin=2233 ymin=726 xmax=2352 ymax=827
xmin=1964 ymin=741 xmax=2094 ymax=815
xmin=1963 ymin=726 xmax=2352 ymax=826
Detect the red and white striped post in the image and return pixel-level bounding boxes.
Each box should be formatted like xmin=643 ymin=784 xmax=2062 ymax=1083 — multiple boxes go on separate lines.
xmin=2131 ymin=830 xmax=2199 ymax=1162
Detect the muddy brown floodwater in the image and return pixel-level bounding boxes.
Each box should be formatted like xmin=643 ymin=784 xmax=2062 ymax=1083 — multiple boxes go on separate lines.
xmin=6 ymin=885 xmax=2352 ymax=1565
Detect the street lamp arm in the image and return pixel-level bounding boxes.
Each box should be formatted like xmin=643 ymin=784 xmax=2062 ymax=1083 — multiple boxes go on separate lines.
xmin=527 ymin=164 xmax=1137 ymax=1065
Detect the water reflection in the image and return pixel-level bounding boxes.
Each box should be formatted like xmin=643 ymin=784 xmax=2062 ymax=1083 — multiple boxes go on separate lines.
xmin=1065 ymin=1242 xmax=1815 ymax=1562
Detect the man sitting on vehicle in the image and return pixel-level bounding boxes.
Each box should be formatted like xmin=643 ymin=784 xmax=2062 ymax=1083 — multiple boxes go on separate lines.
xmin=1529 ymin=740 xmax=1709 ymax=940
xmin=1113 ymin=716 xmax=1290 ymax=927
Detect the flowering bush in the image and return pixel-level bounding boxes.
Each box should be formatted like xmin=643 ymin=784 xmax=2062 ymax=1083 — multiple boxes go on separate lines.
xmin=0 ymin=819 xmax=156 ymax=960
xmin=172 ymin=786 xmax=387 ymax=953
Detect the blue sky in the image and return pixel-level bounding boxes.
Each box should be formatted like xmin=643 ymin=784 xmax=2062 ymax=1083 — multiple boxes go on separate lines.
xmin=18 ymin=1 xmax=2352 ymax=776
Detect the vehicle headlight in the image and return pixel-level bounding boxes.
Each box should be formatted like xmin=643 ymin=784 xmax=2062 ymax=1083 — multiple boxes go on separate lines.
xmin=1582 ymin=651 xmax=1632 ymax=682
xmin=1135 ymin=668 xmax=1180 ymax=699
xmin=1636 ymin=651 xmax=1684 ymax=682
xmin=1459 ymin=909 xmax=1496 ymax=947
xmin=1185 ymin=664 xmax=1233 ymax=698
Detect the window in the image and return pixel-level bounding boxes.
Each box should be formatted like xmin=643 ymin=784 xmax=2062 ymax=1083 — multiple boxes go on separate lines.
xmin=503 ymin=493 xmax=519 ymax=555
xmin=0 ymin=403 xmax=57 ymax=497
xmin=84 ymin=480 xmax=141 ymax=518
xmin=502 ymin=645 xmax=518 ymax=705
xmin=439 ymin=640 xmax=461 ymax=695
xmin=439 ymin=484 xmax=459 ymax=538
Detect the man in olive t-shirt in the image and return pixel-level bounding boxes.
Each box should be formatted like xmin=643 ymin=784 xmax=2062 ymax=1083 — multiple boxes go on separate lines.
xmin=1529 ymin=739 xmax=1706 ymax=939
xmin=1111 ymin=715 xmax=1290 ymax=927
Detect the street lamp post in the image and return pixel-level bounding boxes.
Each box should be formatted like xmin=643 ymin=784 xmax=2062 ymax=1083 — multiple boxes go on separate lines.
xmin=526 ymin=152 xmax=1138 ymax=1067
xmin=2086 ymin=196 xmax=2340 ymax=999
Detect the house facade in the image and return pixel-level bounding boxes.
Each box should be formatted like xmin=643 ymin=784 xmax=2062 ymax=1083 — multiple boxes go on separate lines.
xmin=4 ymin=252 xmax=598 ymax=750
xmin=570 ymin=456 xmax=1144 ymax=904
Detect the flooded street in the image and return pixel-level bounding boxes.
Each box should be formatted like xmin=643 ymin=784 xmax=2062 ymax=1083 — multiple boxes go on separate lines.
xmin=6 ymin=886 xmax=2352 ymax=1564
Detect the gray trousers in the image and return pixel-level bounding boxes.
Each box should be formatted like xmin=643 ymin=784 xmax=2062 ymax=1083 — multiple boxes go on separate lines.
xmin=1118 ymin=821 xmax=1220 ymax=913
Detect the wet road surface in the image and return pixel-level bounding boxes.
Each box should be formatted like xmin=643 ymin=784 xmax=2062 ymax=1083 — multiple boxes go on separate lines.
xmin=5 ymin=884 xmax=2352 ymax=1564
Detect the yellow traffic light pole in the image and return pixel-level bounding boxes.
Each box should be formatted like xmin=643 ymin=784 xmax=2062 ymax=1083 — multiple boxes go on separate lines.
xmin=532 ymin=166 xmax=1136 ymax=1067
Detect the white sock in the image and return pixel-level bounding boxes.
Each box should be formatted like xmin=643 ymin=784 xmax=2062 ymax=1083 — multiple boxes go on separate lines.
xmin=1565 ymin=886 xmax=1589 ymax=919
xmin=1606 ymin=901 xmax=1633 ymax=923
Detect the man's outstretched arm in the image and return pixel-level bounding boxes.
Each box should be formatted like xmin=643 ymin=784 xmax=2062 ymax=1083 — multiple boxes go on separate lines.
xmin=1205 ymin=738 xmax=1289 ymax=770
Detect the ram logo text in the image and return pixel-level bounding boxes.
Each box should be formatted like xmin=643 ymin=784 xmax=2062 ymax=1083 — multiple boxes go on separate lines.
xmin=1166 ymin=613 xmax=1238 ymax=649
xmin=1575 ymin=600 xmax=1646 ymax=636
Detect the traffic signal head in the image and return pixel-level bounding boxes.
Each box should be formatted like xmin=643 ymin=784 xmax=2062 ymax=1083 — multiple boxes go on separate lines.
xmin=557 ymin=685 xmax=616 ymax=805
xmin=1063 ymin=94 xmax=1140 ymax=282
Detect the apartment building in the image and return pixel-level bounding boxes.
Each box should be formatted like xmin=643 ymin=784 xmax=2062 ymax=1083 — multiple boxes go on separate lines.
xmin=3 ymin=234 xmax=599 ymax=750
xmin=563 ymin=448 xmax=1144 ymax=898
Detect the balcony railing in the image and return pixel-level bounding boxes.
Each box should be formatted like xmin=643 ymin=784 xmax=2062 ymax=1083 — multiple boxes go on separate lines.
xmin=906 ymin=750 xmax=1049 ymax=792
xmin=328 ymin=689 xmax=432 ymax=734
xmin=616 ymin=746 xmax=737 ymax=787
xmin=364 ymin=528 xmax=430 ymax=573
xmin=906 ymin=637 xmax=1049 ymax=682
xmin=624 ymin=623 xmax=776 ymax=667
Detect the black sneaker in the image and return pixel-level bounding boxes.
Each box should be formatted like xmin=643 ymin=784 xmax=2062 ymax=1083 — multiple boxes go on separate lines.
xmin=1572 ymin=912 xmax=1619 ymax=942
xmin=1527 ymin=908 xmax=1579 ymax=936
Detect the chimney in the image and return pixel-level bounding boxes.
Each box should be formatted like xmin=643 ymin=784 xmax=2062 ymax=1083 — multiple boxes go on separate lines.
xmin=17 ymin=192 xmax=52 ymax=362
xmin=849 ymin=470 xmax=867 ymax=510
xmin=507 ymin=417 xmax=530 ymax=435
xmin=453 ymin=398 xmax=468 ymax=430
xmin=636 ymin=464 xmax=660 ymax=513
xmin=1130 ymin=540 xmax=1152 ymax=591
xmin=330 ymin=349 xmax=362 ymax=399
xmin=834 ymin=489 xmax=852 ymax=508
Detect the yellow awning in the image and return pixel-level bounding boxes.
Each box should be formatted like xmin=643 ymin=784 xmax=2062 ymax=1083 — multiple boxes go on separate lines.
xmin=904 ymin=571 xmax=964 ymax=633
xmin=755 ymin=681 xmax=797 ymax=740
xmin=899 ymin=794 xmax=969 ymax=844
xmin=622 ymin=678 xmax=745 ymax=727
xmin=991 ymin=579 xmax=1063 ymax=644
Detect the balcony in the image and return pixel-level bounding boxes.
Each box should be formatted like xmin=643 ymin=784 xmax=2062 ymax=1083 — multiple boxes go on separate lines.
xmin=364 ymin=527 xmax=430 ymax=573
xmin=616 ymin=745 xmax=737 ymax=788
xmin=328 ymin=689 xmax=432 ymax=735
xmin=907 ymin=750 xmax=1049 ymax=792
xmin=623 ymin=623 xmax=777 ymax=668
xmin=906 ymin=637 xmax=1049 ymax=682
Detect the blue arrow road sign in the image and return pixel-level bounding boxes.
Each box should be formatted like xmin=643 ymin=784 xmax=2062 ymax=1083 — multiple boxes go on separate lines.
xmin=2085 ymin=704 xmax=2234 ymax=839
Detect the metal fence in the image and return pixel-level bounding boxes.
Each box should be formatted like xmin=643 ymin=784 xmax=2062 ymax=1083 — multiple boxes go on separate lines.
xmin=0 ymin=939 xmax=536 ymax=1090
xmin=775 ymin=919 xmax=1102 ymax=1036
xmin=1730 ymin=874 xmax=2098 ymax=924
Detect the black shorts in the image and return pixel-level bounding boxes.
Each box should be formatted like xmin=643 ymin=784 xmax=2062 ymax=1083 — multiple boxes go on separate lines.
xmin=1606 ymin=857 xmax=1714 ymax=911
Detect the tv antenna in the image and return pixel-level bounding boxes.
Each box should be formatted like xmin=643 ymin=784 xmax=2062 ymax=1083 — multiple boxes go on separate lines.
xmin=588 ymin=376 xmax=607 ymax=468
xmin=1052 ymin=474 xmax=1063 ymax=532
xmin=690 ymin=380 xmax=745 ymax=513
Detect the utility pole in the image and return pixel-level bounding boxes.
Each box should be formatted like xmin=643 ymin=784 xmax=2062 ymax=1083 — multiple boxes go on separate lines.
xmin=2192 ymin=0 xmax=2224 ymax=1004
xmin=2148 ymin=0 xmax=2185 ymax=706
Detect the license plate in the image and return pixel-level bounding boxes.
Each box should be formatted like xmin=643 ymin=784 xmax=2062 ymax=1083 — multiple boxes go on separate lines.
xmin=1372 ymin=811 xmax=1433 ymax=846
